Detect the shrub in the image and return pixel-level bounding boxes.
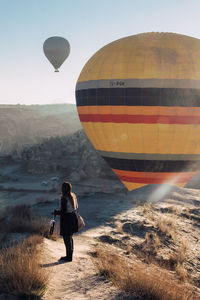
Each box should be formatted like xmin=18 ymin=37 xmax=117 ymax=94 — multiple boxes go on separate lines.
xmin=168 ymin=240 xmax=188 ymax=280
xmin=157 ymin=216 xmax=176 ymax=239
xmin=94 ymin=246 xmax=198 ymax=300
xmin=115 ymin=220 xmax=124 ymax=234
xmin=2 ymin=205 xmax=59 ymax=241
xmin=10 ymin=204 xmax=32 ymax=219
xmin=143 ymin=232 xmax=161 ymax=256
xmin=0 ymin=235 xmax=48 ymax=297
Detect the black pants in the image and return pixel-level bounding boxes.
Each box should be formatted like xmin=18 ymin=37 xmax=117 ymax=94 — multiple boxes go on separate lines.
xmin=63 ymin=235 xmax=73 ymax=254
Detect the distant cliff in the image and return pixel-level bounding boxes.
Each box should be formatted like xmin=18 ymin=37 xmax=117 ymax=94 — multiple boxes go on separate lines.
xmin=18 ymin=130 xmax=117 ymax=182
xmin=0 ymin=104 xmax=123 ymax=189
xmin=0 ymin=104 xmax=81 ymax=154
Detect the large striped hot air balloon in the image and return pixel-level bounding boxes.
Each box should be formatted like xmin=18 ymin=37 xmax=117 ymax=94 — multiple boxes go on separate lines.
xmin=75 ymin=32 xmax=200 ymax=191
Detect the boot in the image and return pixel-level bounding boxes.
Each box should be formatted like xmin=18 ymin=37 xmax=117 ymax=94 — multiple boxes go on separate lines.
xmin=59 ymin=249 xmax=69 ymax=261
xmin=66 ymin=251 xmax=73 ymax=262
xmin=59 ymin=256 xmax=68 ymax=261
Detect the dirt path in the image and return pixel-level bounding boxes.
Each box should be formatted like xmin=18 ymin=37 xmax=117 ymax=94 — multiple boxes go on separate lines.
xmin=40 ymin=189 xmax=140 ymax=300
xmin=41 ymin=228 xmax=131 ymax=300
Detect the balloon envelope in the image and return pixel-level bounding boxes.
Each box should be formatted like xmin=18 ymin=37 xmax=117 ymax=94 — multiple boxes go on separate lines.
xmin=76 ymin=32 xmax=200 ymax=191
xmin=43 ymin=36 xmax=70 ymax=71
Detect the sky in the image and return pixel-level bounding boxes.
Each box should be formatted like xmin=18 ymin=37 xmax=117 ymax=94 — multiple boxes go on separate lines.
xmin=1 ymin=0 xmax=200 ymax=105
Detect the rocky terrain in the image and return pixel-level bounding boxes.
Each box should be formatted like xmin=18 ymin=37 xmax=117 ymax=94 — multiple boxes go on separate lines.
xmin=0 ymin=103 xmax=124 ymax=193
xmin=0 ymin=104 xmax=81 ymax=154
xmin=0 ymin=129 xmax=125 ymax=210
xmin=40 ymin=186 xmax=200 ymax=299
xmin=17 ymin=130 xmax=116 ymax=181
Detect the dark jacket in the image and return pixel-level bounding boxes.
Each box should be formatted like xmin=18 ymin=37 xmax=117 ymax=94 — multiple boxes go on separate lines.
xmin=54 ymin=196 xmax=78 ymax=236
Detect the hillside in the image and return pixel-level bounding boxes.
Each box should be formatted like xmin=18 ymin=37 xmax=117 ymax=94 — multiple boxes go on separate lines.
xmin=0 ymin=104 xmax=81 ymax=154
xmin=42 ymin=187 xmax=200 ymax=299
xmin=1 ymin=186 xmax=200 ymax=299
xmin=17 ymin=130 xmax=118 ymax=183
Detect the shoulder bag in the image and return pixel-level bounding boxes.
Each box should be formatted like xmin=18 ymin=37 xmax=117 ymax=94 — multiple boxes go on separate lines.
xmin=75 ymin=209 xmax=85 ymax=230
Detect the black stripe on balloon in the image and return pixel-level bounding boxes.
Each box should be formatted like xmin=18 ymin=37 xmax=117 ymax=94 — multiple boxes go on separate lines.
xmin=76 ymin=88 xmax=200 ymax=107
xmin=102 ymin=156 xmax=200 ymax=172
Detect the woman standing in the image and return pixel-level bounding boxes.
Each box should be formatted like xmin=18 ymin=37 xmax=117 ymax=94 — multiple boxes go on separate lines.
xmin=54 ymin=182 xmax=78 ymax=262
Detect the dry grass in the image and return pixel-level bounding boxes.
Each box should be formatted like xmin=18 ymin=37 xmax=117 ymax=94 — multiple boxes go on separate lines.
xmin=143 ymin=232 xmax=161 ymax=256
xmin=139 ymin=203 xmax=154 ymax=218
xmin=0 ymin=205 xmax=58 ymax=298
xmin=166 ymin=206 xmax=181 ymax=215
xmin=177 ymin=240 xmax=187 ymax=264
xmin=139 ymin=204 xmax=178 ymax=239
xmin=121 ymin=204 xmax=190 ymax=282
xmin=6 ymin=215 xmax=59 ymax=239
xmin=169 ymin=240 xmax=187 ymax=266
xmin=10 ymin=204 xmax=32 ymax=219
xmin=94 ymin=246 xmax=199 ymax=300
xmin=168 ymin=240 xmax=188 ymax=280
xmin=138 ymin=202 xmax=159 ymax=225
xmin=156 ymin=216 xmax=177 ymax=238
xmin=0 ymin=232 xmax=7 ymax=245
xmin=140 ymin=202 xmax=154 ymax=214
xmin=115 ymin=220 xmax=124 ymax=234
xmin=2 ymin=204 xmax=59 ymax=241
xmin=0 ymin=235 xmax=48 ymax=297
xmin=175 ymin=263 xmax=188 ymax=281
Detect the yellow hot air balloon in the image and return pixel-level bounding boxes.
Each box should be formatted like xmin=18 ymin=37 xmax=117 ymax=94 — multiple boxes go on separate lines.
xmin=43 ymin=36 xmax=70 ymax=72
xmin=76 ymin=32 xmax=200 ymax=191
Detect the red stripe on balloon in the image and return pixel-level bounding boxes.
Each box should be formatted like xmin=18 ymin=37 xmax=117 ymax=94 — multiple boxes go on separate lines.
xmin=79 ymin=114 xmax=200 ymax=124
xmin=117 ymin=174 xmax=195 ymax=184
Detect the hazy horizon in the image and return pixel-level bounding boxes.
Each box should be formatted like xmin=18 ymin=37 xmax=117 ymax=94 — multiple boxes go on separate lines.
xmin=0 ymin=101 xmax=75 ymax=106
xmin=1 ymin=0 xmax=200 ymax=106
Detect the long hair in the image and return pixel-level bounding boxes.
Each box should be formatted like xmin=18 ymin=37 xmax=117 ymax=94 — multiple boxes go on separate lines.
xmin=61 ymin=182 xmax=76 ymax=209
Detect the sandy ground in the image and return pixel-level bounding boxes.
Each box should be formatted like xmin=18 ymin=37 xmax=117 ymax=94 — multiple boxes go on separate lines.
xmin=39 ymin=185 xmax=200 ymax=299
xmin=40 ymin=191 xmax=139 ymax=300
xmin=1 ymin=161 xmax=200 ymax=299
xmin=41 ymin=230 xmax=133 ymax=300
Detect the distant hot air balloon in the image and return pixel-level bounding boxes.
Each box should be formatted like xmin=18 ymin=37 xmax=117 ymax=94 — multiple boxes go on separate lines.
xmin=43 ymin=36 xmax=70 ymax=72
xmin=76 ymin=32 xmax=200 ymax=191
